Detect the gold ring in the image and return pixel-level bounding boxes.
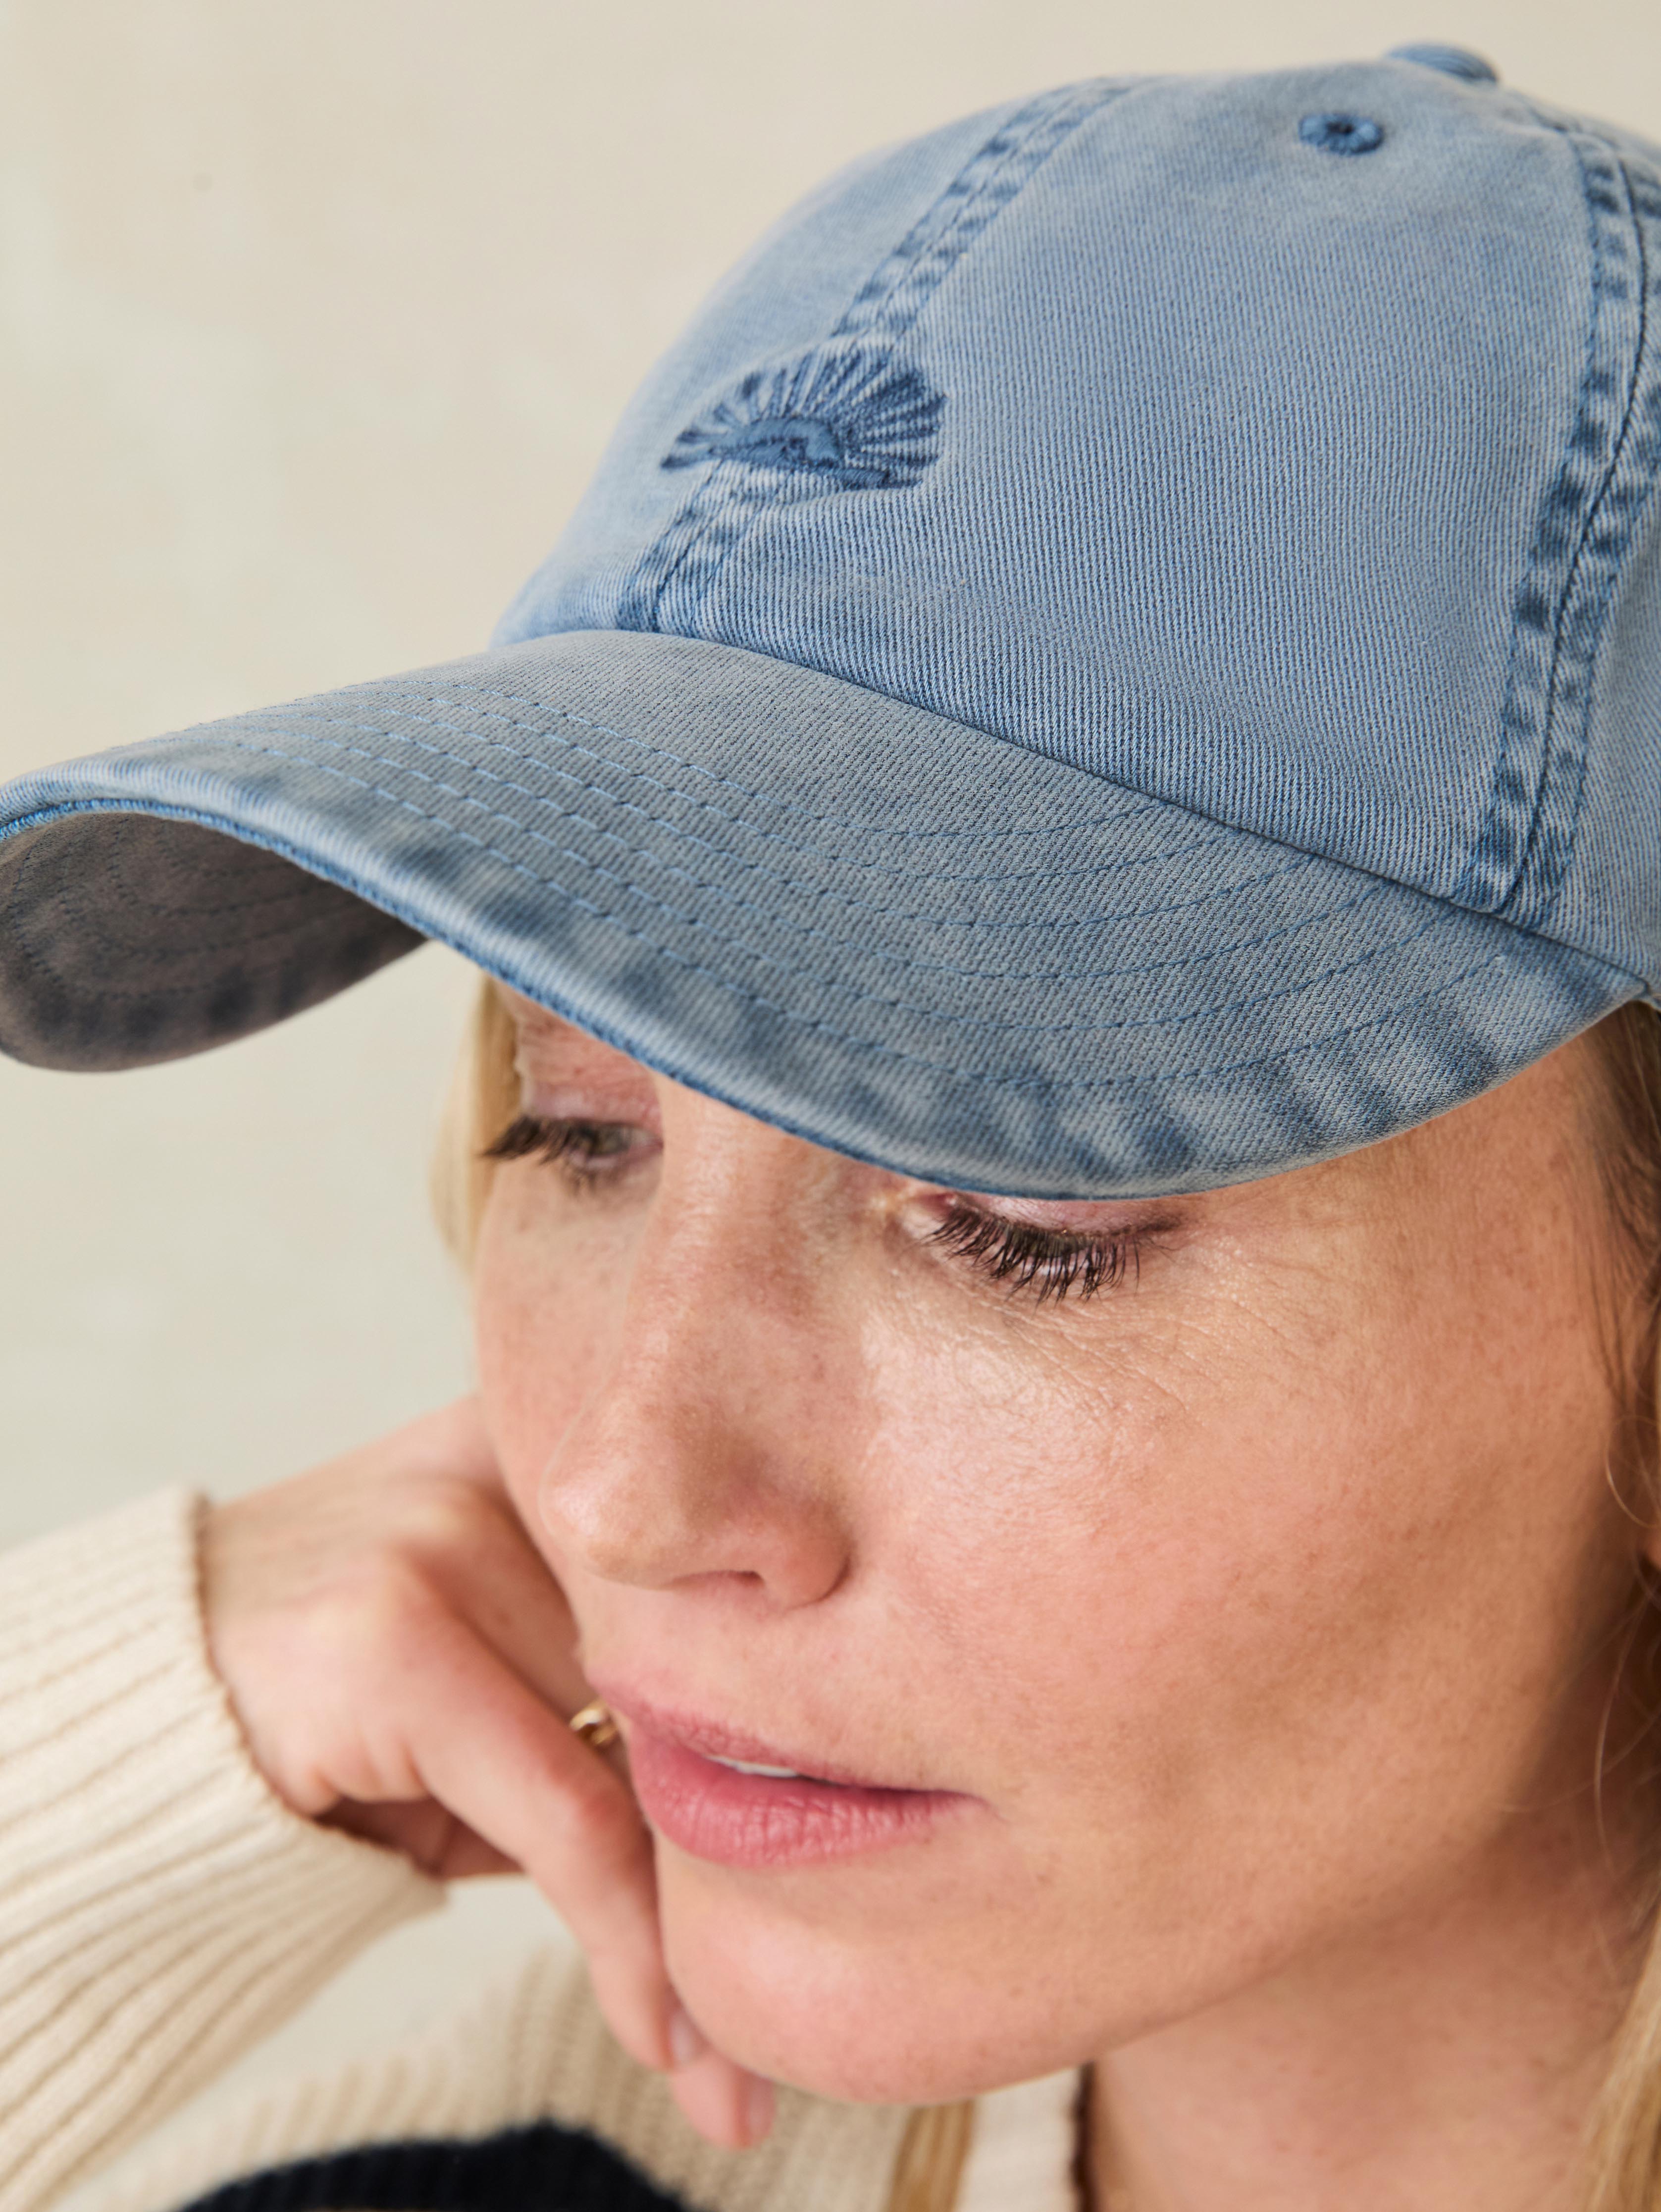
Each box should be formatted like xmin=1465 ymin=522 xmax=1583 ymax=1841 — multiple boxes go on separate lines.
xmin=568 ymin=1699 xmax=620 ymax=1752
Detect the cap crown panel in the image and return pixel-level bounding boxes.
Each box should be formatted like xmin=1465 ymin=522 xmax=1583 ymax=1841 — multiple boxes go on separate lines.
xmin=502 ymin=63 xmax=1647 ymax=936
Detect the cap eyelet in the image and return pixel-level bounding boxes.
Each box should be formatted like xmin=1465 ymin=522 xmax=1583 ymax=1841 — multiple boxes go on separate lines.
xmin=1299 ymin=112 xmax=1386 ymax=157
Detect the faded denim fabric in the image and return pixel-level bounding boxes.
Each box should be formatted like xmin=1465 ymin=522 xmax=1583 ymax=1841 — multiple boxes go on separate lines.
xmin=0 ymin=53 xmax=1658 ymax=1195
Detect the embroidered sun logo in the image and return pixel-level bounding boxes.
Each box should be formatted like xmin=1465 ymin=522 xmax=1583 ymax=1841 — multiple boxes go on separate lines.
xmin=663 ymin=345 xmax=945 ymax=490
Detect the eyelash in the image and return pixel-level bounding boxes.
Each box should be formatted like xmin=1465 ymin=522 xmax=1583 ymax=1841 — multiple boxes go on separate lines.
xmin=927 ymin=1198 xmax=1142 ymax=1304
xmin=485 ymin=1116 xmax=1143 ymax=1304
xmin=484 ymin=1113 xmax=646 ymax=1183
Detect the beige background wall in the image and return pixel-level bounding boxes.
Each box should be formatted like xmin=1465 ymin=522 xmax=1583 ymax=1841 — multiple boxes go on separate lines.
xmin=6 ymin=0 xmax=1660 ymax=2175
xmin=5 ymin=0 xmax=1661 ymax=1545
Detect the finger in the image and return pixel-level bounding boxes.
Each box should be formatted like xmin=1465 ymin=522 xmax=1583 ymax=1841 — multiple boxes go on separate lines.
xmin=386 ymin=1395 xmax=505 ymax=1494
xmin=350 ymin=1603 xmax=676 ymax=2070
xmin=670 ymin=2050 xmax=776 ymax=2150
xmin=424 ymin=1508 xmax=592 ymax=1721
xmin=349 ymin=1456 xmax=593 ymax=1724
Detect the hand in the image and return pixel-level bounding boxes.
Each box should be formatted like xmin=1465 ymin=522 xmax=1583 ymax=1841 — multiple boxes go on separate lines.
xmin=201 ymin=1397 xmax=773 ymax=2148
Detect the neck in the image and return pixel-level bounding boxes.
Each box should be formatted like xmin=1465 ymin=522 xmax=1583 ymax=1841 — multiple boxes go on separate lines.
xmin=1090 ymin=1804 xmax=1645 ymax=2212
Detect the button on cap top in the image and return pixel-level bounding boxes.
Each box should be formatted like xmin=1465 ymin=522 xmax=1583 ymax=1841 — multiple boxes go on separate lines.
xmin=1387 ymin=43 xmax=1500 ymax=83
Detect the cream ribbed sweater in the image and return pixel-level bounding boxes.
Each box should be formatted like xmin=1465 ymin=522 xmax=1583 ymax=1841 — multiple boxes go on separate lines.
xmin=0 ymin=1491 xmax=1078 ymax=2212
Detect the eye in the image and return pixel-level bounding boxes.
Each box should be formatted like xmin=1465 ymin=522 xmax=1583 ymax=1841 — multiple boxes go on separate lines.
xmin=483 ymin=1113 xmax=656 ymax=1189
xmin=928 ymin=1197 xmax=1147 ymax=1304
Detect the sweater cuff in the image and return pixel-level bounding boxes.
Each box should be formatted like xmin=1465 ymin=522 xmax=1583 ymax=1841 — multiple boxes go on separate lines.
xmin=0 ymin=1487 xmax=441 ymax=2212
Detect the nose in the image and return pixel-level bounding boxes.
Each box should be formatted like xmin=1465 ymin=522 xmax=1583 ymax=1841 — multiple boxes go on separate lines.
xmin=535 ymin=1104 xmax=855 ymax=1611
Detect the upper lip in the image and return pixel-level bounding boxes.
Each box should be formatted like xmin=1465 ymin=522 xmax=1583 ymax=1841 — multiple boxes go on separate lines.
xmin=593 ymin=1684 xmax=925 ymax=1794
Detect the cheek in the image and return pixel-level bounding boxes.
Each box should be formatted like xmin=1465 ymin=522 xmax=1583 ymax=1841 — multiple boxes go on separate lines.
xmin=849 ymin=1263 xmax=1621 ymax=1973
xmin=1043 ymin=1309 xmax=1601 ymax=1849
xmin=470 ymin=1170 xmax=620 ymax=1531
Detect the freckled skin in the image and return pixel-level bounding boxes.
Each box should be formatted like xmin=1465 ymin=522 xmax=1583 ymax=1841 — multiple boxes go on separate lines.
xmin=473 ymin=1004 xmax=1649 ymax=2204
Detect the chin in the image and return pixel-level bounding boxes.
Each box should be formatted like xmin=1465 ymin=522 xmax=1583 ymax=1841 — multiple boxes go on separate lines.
xmin=656 ymin=1855 xmax=1087 ymax=2105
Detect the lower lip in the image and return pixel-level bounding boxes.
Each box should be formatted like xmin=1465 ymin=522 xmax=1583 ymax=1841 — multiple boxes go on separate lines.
xmin=624 ymin=1725 xmax=968 ymax=1870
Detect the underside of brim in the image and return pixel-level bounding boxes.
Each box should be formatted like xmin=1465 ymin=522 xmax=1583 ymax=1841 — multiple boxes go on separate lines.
xmin=0 ymin=628 xmax=1633 ymax=1197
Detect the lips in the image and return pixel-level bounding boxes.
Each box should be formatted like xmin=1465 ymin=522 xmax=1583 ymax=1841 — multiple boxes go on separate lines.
xmin=602 ymin=1695 xmax=973 ymax=1870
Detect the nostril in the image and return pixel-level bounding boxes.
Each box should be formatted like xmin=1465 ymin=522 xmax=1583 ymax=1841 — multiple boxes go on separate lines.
xmin=1299 ymin=112 xmax=1387 ymax=157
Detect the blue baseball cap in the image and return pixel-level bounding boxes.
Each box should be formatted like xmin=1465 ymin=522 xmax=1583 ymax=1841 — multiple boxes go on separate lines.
xmin=2 ymin=48 xmax=1660 ymax=1197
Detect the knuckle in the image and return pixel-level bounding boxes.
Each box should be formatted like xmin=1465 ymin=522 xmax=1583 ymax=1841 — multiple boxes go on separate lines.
xmin=396 ymin=1480 xmax=501 ymax=1563
xmin=298 ymin=1557 xmax=446 ymax=1678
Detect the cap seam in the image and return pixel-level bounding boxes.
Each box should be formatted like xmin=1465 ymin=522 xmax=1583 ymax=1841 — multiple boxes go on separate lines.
xmin=234 ymin=712 xmax=1268 ymax=906
xmin=1 ymin=778 xmax=1635 ymax=1090
xmin=614 ymin=77 xmax=1131 ymax=637
xmin=243 ymin=703 xmax=1177 ymax=889
xmin=262 ymin=674 xmax=1164 ymax=843
xmin=0 ymin=749 xmax=1383 ymax=1009
xmin=229 ymin=731 xmax=1375 ymax=972
xmin=0 ymin=762 xmax=1358 ymax=996
xmin=1508 ymin=126 xmax=1659 ymax=929
xmin=191 ymin=667 xmax=1587 ymax=931
xmin=8 ymin=656 xmax=1640 ymax=980
xmin=304 ymin=668 xmax=1652 ymax=973
xmin=1454 ymin=110 xmax=1661 ymax=928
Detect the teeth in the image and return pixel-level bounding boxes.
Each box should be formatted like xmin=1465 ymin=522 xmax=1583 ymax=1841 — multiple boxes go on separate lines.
xmin=709 ymin=1754 xmax=806 ymax=1780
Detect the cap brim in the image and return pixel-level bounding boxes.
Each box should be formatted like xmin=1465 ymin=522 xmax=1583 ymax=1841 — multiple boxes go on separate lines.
xmin=0 ymin=627 xmax=1632 ymax=1197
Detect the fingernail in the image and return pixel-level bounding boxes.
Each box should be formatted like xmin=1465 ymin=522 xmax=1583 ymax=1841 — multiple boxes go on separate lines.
xmin=744 ymin=2076 xmax=776 ymax=2143
xmin=668 ymin=2004 xmax=707 ymax=2070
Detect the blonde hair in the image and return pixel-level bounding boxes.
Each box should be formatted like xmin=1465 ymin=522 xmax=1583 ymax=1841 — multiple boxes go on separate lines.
xmin=439 ymin=976 xmax=1661 ymax=2212
xmin=431 ymin=975 xmax=519 ymax=1266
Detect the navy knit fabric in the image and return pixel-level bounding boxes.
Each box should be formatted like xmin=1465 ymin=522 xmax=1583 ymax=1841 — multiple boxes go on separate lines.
xmin=173 ymin=2120 xmax=692 ymax=2212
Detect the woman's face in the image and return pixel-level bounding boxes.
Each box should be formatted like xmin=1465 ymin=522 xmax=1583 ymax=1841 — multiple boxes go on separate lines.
xmin=473 ymin=994 xmax=1642 ymax=2104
